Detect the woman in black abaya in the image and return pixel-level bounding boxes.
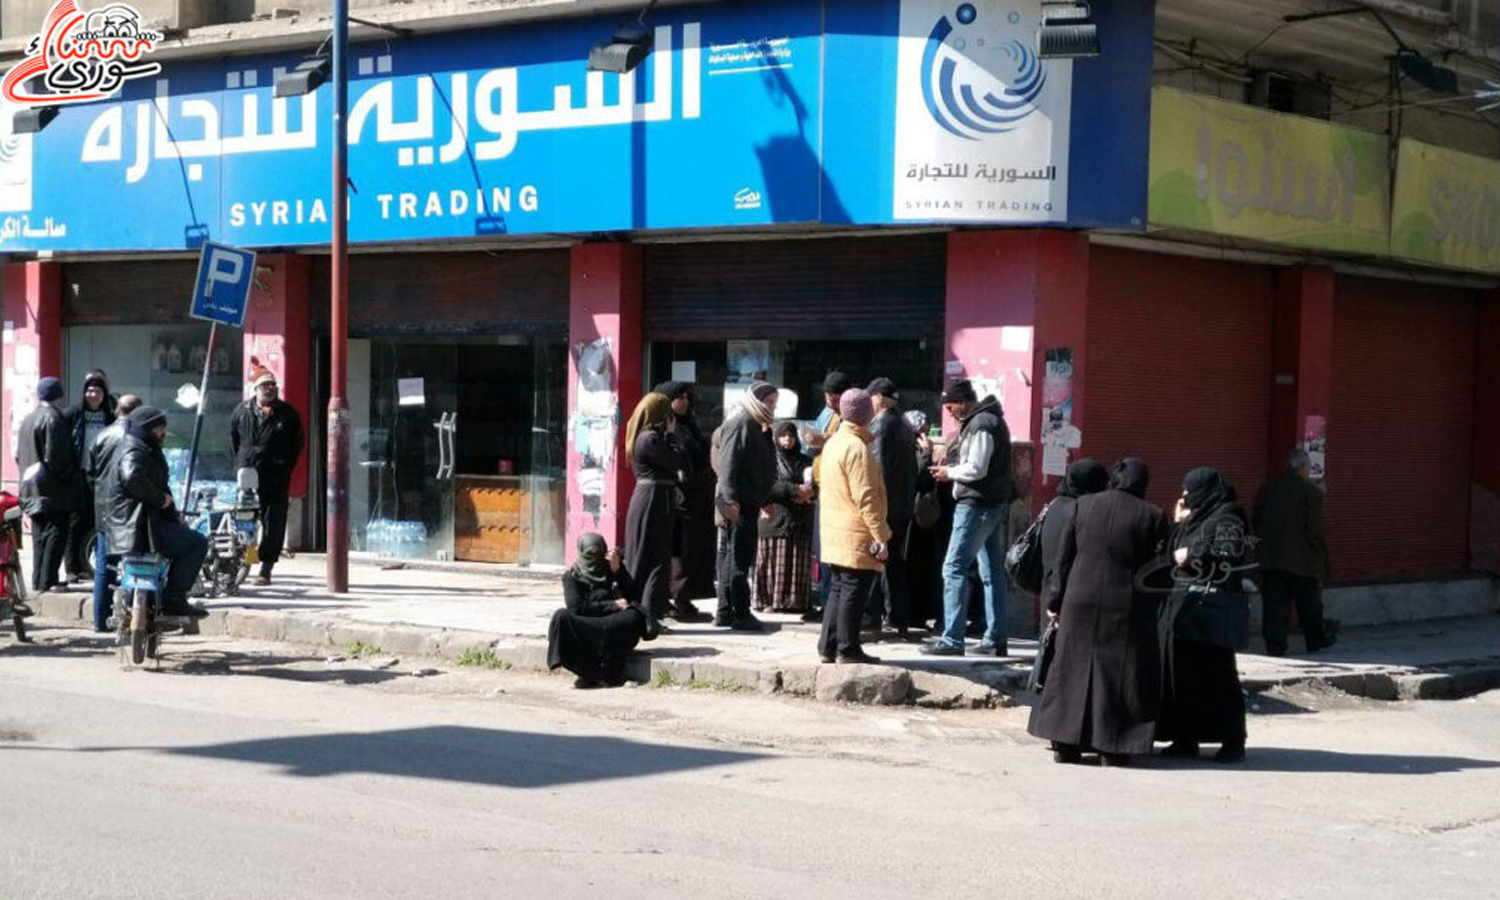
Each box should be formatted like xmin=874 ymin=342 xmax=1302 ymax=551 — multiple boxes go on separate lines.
xmin=548 ymin=533 xmax=652 ymax=688
xmin=1157 ymin=467 xmax=1250 ymax=763
xmin=655 ymin=381 xmax=715 ymax=622
xmin=622 ymin=392 xmax=684 ymax=632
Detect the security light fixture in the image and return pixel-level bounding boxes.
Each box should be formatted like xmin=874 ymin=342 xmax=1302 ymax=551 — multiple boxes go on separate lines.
xmin=1038 ymin=1 xmax=1100 ymax=60
xmin=12 ymin=105 xmax=59 ymax=134
xmin=588 ymin=0 xmax=659 ymax=74
xmin=274 ymin=54 xmax=332 ymax=98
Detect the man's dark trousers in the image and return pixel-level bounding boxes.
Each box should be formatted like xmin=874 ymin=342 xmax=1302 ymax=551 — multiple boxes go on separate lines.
xmin=154 ymin=519 xmax=209 ymax=603
xmin=821 ymin=565 xmax=875 ymax=659
xmin=864 ymin=517 xmax=911 ymax=630
xmin=29 ymin=512 xmax=67 ymax=593
xmin=1262 ymin=570 xmax=1328 ymax=655
xmin=257 ymin=480 xmax=290 ymax=575
xmin=715 ymin=518 xmax=757 ymax=621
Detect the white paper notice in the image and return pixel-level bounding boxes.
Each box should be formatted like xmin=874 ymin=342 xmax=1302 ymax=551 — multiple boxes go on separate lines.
xmin=671 ymin=360 xmax=697 ymax=383
xmin=1042 ymin=443 xmax=1069 ymax=478
xmin=1001 ymin=326 xmax=1032 ymax=352
xmin=398 ymin=378 xmax=425 ymax=407
xmin=892 ymin=0 xmax=1072 ymax=223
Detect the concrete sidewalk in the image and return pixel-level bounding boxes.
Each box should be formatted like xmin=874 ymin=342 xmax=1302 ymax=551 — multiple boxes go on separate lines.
xmin=23 ymin=553 xmax=1500 ymax=705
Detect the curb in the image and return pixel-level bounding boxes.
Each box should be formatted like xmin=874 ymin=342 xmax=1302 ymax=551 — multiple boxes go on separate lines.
xmin=1243 ymin=657 xmax=1500 ymax=701
xmin=24 ymin=593 xmax=1027 ymax=708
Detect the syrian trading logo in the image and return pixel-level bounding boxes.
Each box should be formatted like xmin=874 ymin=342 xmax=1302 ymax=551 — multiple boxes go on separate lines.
xmin=920 ymin=3 xmax=1047 ymax=140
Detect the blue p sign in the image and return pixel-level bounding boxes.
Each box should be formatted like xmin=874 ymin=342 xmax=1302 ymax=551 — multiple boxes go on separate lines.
xmin=190 ymin=241 xmax=256 ymax=327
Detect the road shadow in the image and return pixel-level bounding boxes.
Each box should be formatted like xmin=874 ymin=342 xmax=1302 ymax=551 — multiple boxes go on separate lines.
xmin=165 ymin=648 xmax=410 ymax=686
xmin=642 ymin=646 xmax=723 ymax=660
xmin=1136 ymin=747 xmax=1500 ymax=775
xmin=157 ymin=725 xmax=766 ymax=788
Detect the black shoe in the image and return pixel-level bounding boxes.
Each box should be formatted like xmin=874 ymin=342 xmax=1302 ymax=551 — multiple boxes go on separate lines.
xmin=1052 ymin=745 xmax=1083 ymax=765
xmin=819 ymin=653 xmax=836 ymax=664
xmin=1100 ymin=753 xmax=1132 ymax=768
xmin=253 ymin=574 xmax=272 ymax=587
xmin=919 ymin=641 xmax=965 ymax=657
xmin=573 ymin=676 xmax=601 ymax=690
xmin=671 ymin=602 xmax=709 ymax=623
xmin=94 ymin=623 xmax=112 ymax=634
xmin=800 ymin=609 xmax=823 ymax=623
xmin=713 ymin=615 xmax=734 ymax=628
xmin=837 ymin=649 xmax=882 ymax=665
xmin=1214 ymin=744 xmax=1246 ymax=764
xmin=730 ymin=614 xmax=765 ymax=633
xmin=973 ymin=640 xmax=1007 ymax=657
xmin=163 ymin=599 xmax=209 ymax=619
xmin=1309 ymin=619 xmax=1340 ymax=653
xmin=1161 ymin=741 xmax=1201 ymax=759
xmin=1265 ymin=646 xmax=1287 ymax=658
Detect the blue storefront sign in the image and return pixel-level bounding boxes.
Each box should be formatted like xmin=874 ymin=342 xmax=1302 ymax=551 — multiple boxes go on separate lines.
xmin=189 ymin=241 xmax=256 ymax=326
xmin=0 ymin=0 xmax=1154 ymax=252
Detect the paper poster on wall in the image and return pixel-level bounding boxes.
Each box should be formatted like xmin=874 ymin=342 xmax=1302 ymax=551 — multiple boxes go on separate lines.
xmin=671 ymin=360 xmax=697 ymax=384
xmin=892 ymin=0 xmax=1072 ymax=223
xmin=398 ymin=378 xmax=426 ymax=407
xmin=1039 ymin=348 xmax=1078 ymax=480
xmin=1302 ymin=415 xmax=1327 ymax=482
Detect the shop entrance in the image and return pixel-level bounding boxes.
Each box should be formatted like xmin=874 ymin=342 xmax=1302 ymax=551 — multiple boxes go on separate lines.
xmin=349 ymin=336 xmax=567 ymax=566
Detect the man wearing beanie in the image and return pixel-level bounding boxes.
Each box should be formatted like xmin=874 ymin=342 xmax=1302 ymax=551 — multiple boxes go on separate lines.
xmin=231 ymin=366 xmax=305 ymax=586
xmin=817 ymin=388 xmax=891 ymax=664
xmin=63 ymin=369 xmax=117 ymax=583
xmin=100 ymin=406 xmax=209 ymax=618
xmin=18 ymin=376 xmax=85 ymax=594
xmin=86 ymin=394 xmax=141 ymax=631
xmin=714 ymin=380 xmax=779 ymax=631
xmin=922 ymin=378 xmax=1013 ymax=657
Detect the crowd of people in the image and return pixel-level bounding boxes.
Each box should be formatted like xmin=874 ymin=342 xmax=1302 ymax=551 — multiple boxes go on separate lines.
xmin=14 ymin=366 xmax=303 ymax=631
xmin=546 ymin=372 xmax=1342 ymax=768
xmin=547 ymin=371 xmax=1024 ymax=685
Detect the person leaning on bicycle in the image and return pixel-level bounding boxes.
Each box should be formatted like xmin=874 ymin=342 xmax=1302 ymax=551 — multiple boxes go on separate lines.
xmin=98 ymin=407 xmax=209 ymax=619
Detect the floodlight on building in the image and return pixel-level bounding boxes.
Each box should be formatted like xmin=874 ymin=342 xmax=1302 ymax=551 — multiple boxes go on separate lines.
xmin=1038 ymin=2 xmax=1100 ymax=60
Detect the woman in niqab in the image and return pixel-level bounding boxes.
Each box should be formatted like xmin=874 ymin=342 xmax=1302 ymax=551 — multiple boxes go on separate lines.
xmin=547 ymin=533 xmax=652 ymax=688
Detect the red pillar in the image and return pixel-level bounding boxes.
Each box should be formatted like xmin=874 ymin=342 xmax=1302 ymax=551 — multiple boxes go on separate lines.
xmin=1 ymin=262 xmax=62 ymax=488
xmin=242 ymin=254 xmax=311 ymax=497
xmin=566 ymin=243 xmax=643 ymax=561
xmin=1470 ymin=290 xmax=1500 ymax=573
xmin=944 ymin=229 xmax=1090 ymax=510
xmin=1269 ymin=267 xmax=1335 ymax=483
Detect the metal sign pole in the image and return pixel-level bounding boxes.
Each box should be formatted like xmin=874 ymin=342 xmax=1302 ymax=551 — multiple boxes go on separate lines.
xmin=182 ymin=321 xmax=219 ymax=509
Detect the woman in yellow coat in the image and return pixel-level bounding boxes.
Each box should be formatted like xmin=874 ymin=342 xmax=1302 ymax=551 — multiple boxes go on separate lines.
xmin=817 ymin=389 xmax=893 ymax=665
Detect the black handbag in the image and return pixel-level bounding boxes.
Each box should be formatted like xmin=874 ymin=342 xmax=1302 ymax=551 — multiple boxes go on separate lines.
xmin=1004 ymin=501 xmax=1051 ymax=596
xmin=1172 ymin=588 xmax=1250 ymax=650
xmin=1027 ymin=619 xmax=1058 ymax=694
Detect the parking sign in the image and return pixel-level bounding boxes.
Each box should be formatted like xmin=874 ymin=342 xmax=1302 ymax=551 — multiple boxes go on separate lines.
xmin=189 ymin=241 xmax=256 ymax=327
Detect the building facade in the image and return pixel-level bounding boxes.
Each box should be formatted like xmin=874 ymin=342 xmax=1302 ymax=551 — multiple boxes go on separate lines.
xmin=2 ymin=0 xmax=1499 ymax=619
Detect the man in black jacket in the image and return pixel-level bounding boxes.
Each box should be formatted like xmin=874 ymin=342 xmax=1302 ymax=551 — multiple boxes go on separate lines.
xmin=231 ymin=367 xmax=304 ymax=586
xmin=63 ymin=369 xmax=116 ymax=583
xmin=864 ymin=378 xmax=919 ymax=637
xmin=714 ymin=381 xmax=779 ymax=632
xmin=17 ymin=377 xmax=85 ymax=594
xmin=99 ymin=407 xmax=208 ymax=618
xmin=922 ymin=379 xmax=1013 ymax=657
xmin=1254 ymin=449 xmax=1339 ymax=656
xmin=86 ymin=393 xmax=140 ymax=631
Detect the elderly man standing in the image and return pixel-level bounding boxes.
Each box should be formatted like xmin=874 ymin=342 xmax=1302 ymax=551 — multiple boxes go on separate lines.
xmin=818 ymin=388 xmax=891 ymax=665
xmin=18 ymin=377 xmax=85 ymax=595
xmin=1254 ymin=449 xmax=1339 ymax=657
xmin=232 ymin=366 xmax=304 ymax=587
xmin=714 ymin=381 xmax=779 ymax=632
xmin=864 ymin=377 xmax=918 ymax=637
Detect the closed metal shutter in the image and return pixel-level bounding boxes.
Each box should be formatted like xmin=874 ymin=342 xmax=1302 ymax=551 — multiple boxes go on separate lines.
xmin=643 ymin=234 xmax=947 ymax=340
xmin=61 ymin=260 xmax=202 ymax=325
xmin=1328 ymin=276 xmax=1476 ymax=580
xmin=309 ymin=250 xmax=569 ymax=335
xmin=1084 ymin=246 xmax=1275 ymax=514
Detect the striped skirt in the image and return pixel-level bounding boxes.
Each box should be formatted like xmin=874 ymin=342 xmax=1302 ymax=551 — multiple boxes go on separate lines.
xmin=755 ymin=534 xmax=814 ymax=612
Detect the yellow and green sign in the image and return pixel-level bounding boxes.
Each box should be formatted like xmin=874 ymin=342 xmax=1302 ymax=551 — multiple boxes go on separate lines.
xmin=1392 ymin=139 xmax=1500 ymax=275
xmin=1148 ymin=88 xmax=1390 ymax=255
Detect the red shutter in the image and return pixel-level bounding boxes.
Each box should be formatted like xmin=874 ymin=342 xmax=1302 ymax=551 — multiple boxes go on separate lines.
xmin=1084 ymin=247 xmax=1275 ymax=513
xmin=1328 ymin=276 xmax=1476 ymax=580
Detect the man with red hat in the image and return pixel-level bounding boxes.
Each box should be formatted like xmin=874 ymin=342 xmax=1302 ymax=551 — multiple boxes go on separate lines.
xmin=231 ymin=366 xmax=304 ymax=586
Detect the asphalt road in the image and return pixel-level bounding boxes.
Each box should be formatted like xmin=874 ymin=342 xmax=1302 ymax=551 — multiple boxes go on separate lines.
xmin=2 ymin=623 xmax=1498 ymax=900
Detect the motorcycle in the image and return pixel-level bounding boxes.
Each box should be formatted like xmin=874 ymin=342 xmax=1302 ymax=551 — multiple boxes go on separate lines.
xmin=188 ymin=468 xmax=261 ymax=598
xmin=111 ymin=550 xmax=194 ymax=666
xmin=0 ymin=491 xmax=31 ymax=644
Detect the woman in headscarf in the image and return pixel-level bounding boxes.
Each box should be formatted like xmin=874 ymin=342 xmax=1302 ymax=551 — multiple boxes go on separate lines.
xmin=1027 ymin=458 xmax=1169 ymax=767
xmin=1039 ymin=459 xmax=1110 ymax=606
xmin=1157 ymin=468 xmax=1250 ymax=763
xmin=755 ymin=421 xmax=815 ymax=613
xmin=548 ymin=533 xmax=652 ymax=688
xmin=654 ymin=381 xmax=714 ymax=622
xmin=622 ymin=392 xmax=684 ymax=632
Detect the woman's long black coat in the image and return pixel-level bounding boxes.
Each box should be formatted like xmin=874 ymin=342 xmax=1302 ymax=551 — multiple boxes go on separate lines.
xmin=1028 ymin=489 xmax=1168 ymax=754
xmin=547 ymin=568 xmax=649 ymax=685
xmin=623 ymin=429 xmax=683 ymax=621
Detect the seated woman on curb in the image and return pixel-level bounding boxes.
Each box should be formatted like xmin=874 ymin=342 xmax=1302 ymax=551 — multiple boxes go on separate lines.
xmin=547 ymin=533 xmax=655 ymax=689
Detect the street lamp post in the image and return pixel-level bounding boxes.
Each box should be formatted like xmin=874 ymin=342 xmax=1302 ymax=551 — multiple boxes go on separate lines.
xmin=327 ymin=0 xmax=351 ymax=594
